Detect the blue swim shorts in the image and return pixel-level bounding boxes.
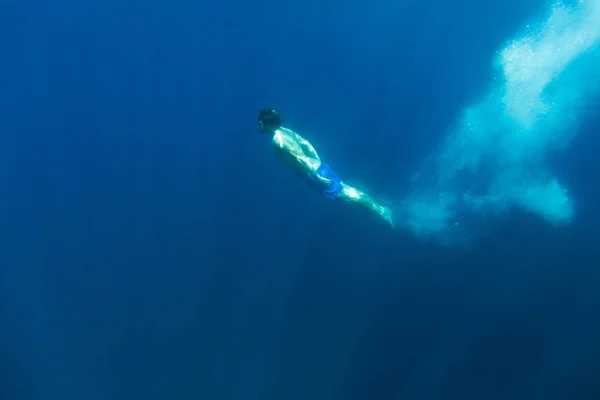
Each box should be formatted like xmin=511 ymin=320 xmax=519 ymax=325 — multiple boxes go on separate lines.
xmin=308 ymin=163 xmax=344 ymax=199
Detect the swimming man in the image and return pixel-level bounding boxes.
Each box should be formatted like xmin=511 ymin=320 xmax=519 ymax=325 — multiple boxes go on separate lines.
xmin=258 ymin=109 xmax=393 ymax=227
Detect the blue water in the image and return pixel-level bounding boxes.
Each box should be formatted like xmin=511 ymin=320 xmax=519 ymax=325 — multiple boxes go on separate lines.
xmin=1 ymin=0 xmax=599 ymax=399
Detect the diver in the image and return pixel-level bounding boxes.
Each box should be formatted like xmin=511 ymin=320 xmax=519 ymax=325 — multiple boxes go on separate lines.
xmin=258 ymin=109 xmax=393 ymax=227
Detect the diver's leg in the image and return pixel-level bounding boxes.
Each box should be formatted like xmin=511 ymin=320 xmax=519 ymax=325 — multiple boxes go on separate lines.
xmin=338 ymin=183 xmax=393 ymax=227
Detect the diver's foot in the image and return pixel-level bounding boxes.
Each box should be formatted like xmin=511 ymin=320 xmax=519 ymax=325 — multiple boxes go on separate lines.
xmin=381 ymin=207 xmax=394 ymax=228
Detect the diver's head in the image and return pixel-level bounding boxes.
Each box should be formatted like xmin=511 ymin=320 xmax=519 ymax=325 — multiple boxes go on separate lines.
xmin=258 ymin=109 xmax=281 ymax=134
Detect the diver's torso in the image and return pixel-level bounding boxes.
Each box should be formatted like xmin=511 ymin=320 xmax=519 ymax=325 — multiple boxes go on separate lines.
xmin=272 ymin=129 xmax=318 ymax=181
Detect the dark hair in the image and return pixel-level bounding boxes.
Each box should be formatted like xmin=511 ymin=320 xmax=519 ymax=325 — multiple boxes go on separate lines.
xmin=258 ymin=109 xmax=281 ymax=134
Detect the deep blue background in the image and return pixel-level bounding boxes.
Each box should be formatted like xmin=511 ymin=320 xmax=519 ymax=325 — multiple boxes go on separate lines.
xmin=1 ymin=0 xmax=599 ymax=399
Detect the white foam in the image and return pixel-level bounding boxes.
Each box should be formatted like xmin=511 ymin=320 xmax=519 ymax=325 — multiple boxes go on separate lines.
xmin=402 ymin=0 xmax=600 ymax=241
